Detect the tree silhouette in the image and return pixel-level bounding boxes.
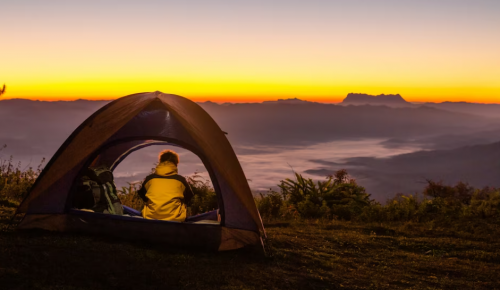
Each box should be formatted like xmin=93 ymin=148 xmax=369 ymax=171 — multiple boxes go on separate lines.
xmin=0 ymin=84 xmax=5 ymax=97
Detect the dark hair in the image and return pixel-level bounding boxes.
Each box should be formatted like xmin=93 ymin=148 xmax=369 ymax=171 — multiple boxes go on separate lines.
xmin=158 ymin=149 xmax=179 ymax=165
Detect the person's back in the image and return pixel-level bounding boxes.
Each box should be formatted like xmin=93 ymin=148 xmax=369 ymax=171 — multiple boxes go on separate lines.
xmin=138 ymin=150 xmax=193 ymax=222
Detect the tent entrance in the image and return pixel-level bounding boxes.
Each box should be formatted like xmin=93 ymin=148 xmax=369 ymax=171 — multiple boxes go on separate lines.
xmin=68 ymin=137 xmax=224 ymax=225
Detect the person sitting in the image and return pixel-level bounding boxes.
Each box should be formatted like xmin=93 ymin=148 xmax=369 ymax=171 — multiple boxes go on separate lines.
xmin=138 ymin=149 xmax=194 ymax=222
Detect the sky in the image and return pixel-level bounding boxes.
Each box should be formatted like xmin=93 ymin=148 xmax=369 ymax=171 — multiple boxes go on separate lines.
xmin=1 ymin=0 xmax=500 ymax=103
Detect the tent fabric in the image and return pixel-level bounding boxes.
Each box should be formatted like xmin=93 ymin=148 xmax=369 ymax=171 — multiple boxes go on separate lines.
xmin=18 ymin=212 xmax=261 ymax=251
xmin=19 ymin=93 xmax=155 ymax=213
xmin=19 ymin=212 xmax=223 ymax=251
xmin=17 ymin=92 xmax=265 ymax=250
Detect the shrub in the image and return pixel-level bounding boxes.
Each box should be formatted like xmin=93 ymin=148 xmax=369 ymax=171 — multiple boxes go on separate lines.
xmin=358 ymin=182 xmax=500 ymax=223
xmin=297 ymin=196 xmax=322 ymax=218
xmin=0 ymin=148 xmax=44 ymax=204
xmin=254 ymin=170 xmax=500 ymax=223
xmin=280 ymin=170 xmax=372 ymax=220
xmin=256 ymin=190 xmax=283 ymax=219
xmin=255 ymin=169 xmax=372 ymax=220
xmin=469 ymin=190 xmax=500 ymax=218
xmin=117 ymin=182 xmax=143 ymax=211
xmin=186 ymin=174 xmax=218 ymax=215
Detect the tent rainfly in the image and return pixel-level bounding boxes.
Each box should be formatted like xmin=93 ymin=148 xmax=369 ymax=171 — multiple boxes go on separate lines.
xmin=15 ymin=92 xmax=265 ymax=251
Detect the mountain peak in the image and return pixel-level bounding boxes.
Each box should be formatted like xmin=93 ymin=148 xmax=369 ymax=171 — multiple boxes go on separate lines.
xmin=342 ymin=93 xmax=408 ymax=106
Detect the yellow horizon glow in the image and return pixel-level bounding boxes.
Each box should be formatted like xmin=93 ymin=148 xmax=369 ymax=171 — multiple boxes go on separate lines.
xmin=2 ymin=1 xmax=499 ymax=104
xmin=4 ymin=80 xmax=499 ymax=104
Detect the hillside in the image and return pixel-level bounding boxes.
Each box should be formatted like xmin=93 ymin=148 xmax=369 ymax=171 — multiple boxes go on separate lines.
xmin=307 ymin=141 xmax=500 ymax=200
xmin=1 ymin=133 xmax=500 ymax=289
xmin=424 ymin=101 xmax=500 ymax=119
xmin=1 ymin=204 xmax=499 ymax=289
xmin=198 ymin=101 xmax=491 ymax=146
xmin=2 ymin=98 xmax=500 ymax=201
xmin=1 ymin=98 xmax=493 ymax=153
xmin=381 ymin=127 xmax=500 ymax=150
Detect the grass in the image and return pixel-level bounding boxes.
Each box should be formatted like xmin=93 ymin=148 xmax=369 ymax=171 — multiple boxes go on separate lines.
xmin=1 ymin=158 xmax=499 ymax=289
xmin=1 ymin=202 xmax=500 ymax=290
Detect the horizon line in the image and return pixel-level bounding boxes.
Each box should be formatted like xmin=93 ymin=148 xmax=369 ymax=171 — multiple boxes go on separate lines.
xmin=1 ymin=96 xmax=500 ymax=105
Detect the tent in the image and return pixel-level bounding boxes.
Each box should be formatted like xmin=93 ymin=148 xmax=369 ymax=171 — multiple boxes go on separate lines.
xmin=15 ymin=92 xmax=265 ymax=251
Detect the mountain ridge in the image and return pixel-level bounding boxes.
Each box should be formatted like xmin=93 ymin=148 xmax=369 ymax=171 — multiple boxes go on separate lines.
xmin=341 ymin=93 xmax=409 ymax=106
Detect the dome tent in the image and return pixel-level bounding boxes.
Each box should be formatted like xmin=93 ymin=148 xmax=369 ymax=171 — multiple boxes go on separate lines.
xmin=16 ymin=92 xmax=265 ymax=251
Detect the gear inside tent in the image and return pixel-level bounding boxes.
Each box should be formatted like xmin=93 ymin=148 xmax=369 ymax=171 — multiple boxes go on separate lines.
xmin=15 ymin=92 xmax=265 ymax=251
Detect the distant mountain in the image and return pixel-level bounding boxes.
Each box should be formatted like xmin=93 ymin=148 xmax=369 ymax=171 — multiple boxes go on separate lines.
xmin=423 ymin=101 xmax=500 ymax=119
xmin=339 ymin=94 xmax=500 ymax=118
xmin=341 ymin=93 xmax=411 ymax=107
xmin=199 ymin=98 xmax=314 ymax=106
xmin=0 ymin=98 xmax=492 ymax=150
xmin=262 ymin=98 xmax=313 ymax=105
xmin=306 ymin=141 xmax=500 ymax=201
xmin=199 ymin=100 xmax=499 ymax=148
xmin=1 ymin=98 xmax=496 ymax=150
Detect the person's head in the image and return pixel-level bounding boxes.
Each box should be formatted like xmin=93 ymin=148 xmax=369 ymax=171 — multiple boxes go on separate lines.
xmin=158 ymin=149 xmax=179 ymax=166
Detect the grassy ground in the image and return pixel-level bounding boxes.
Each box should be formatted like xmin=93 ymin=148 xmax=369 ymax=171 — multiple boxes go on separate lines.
xmin=1 ymin=204 xmax=500 ymax=290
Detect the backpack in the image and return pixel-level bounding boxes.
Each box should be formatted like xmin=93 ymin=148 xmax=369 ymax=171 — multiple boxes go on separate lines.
xmin=74 ymin=166 xmax=124 ymax=215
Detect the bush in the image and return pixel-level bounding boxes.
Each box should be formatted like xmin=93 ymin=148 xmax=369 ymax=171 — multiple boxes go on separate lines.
xmin=254 ymin=170 xmax=500 ymax=223
xmin=186 ymin=174 xmax=218 ymax=215
xmin=469 ymin=190 xmax=500 ymax=218
xmin=358 ymin=181 xmax=500 ymax=223
xmin=0 ymin=148 xmax=44 ymax=204
xmin=117 ymin=182 xmax=143 ymax=211
xmin=255 ymin=169 xmax=373 ymax=220
xmin=255 ymin=191 xmax=283 ymax=219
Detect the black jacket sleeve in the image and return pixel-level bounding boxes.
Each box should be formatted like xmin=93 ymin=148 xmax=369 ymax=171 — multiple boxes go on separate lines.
xmin=138 ymin=175 xmax=153 ymax=202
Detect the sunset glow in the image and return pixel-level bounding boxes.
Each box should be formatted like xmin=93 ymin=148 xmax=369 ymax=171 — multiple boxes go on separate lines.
xmin=2 ymin=1 xmax=499 ymax=103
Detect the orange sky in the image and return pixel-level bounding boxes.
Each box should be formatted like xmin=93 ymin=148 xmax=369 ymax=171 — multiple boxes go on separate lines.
xmin=1 ymin=1 xmax=499 ymax=103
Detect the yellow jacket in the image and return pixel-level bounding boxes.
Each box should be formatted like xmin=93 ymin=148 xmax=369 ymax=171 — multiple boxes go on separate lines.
xmin=138 ymin=161 xmax=194 ymax=222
